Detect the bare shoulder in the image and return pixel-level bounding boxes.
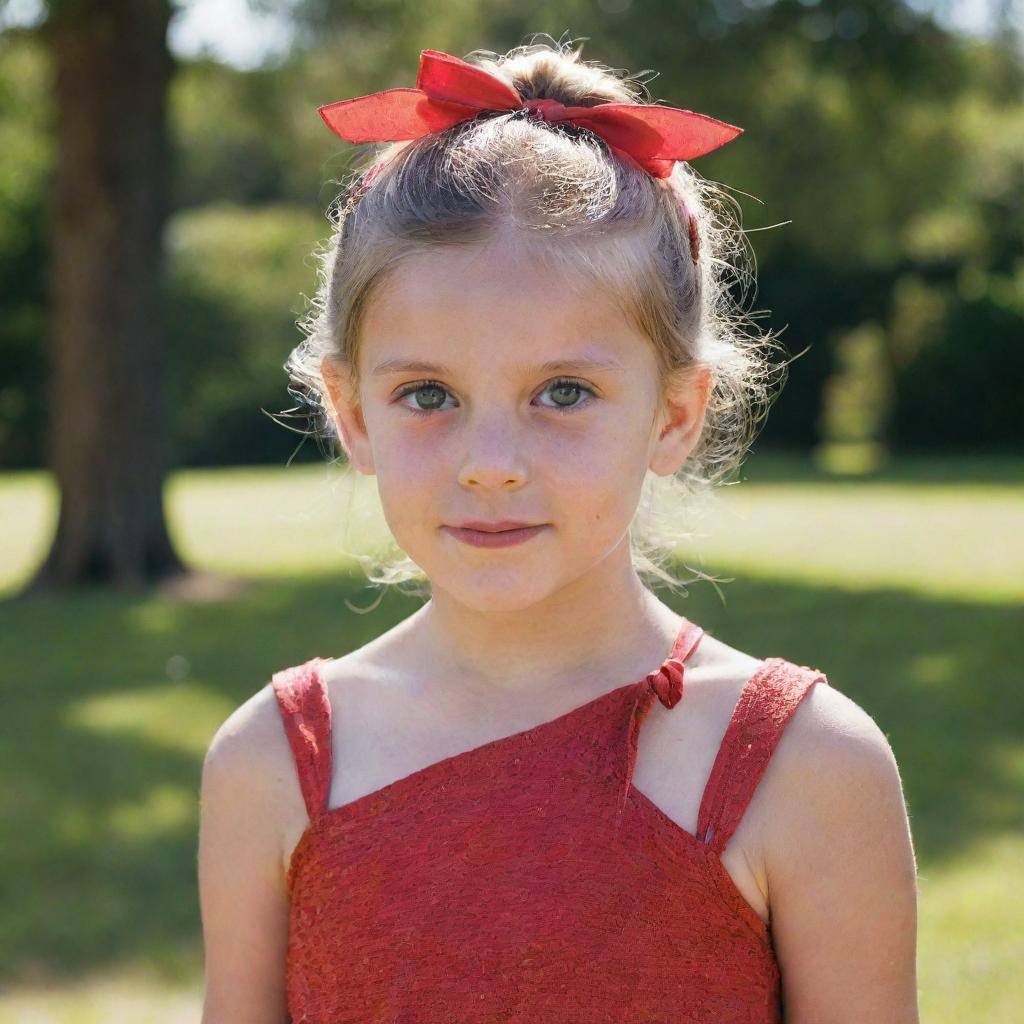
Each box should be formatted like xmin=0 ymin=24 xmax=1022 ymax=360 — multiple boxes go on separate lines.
xmin=202 ymin=679 xmax=305 ymax=878
xmin=754 ymin=665 xmax=914 ymax=869
xmin=753 ymin=669 xmax=920 ymax=1021
xmin=205 ymin=679 xmax=297 ymax=790
xmin=760 ymin=670 xmax=909 ymax=818
xmin=206 ymin=679 xmax=292 ymax=762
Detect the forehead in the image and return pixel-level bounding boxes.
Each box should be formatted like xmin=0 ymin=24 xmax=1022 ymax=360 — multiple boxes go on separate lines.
xmin=358 ymin=237 xmax=650 ymax=370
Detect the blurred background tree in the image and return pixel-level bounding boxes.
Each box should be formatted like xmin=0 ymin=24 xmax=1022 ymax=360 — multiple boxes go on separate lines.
xmin=2 ymin=0 xmax=185 ymax=593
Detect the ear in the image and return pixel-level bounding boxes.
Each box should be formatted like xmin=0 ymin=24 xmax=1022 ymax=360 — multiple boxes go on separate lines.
xmin=321 ymin=355 xmax=375 ymax=474
xmin=649 ymin=364 xmax=713 ymax=476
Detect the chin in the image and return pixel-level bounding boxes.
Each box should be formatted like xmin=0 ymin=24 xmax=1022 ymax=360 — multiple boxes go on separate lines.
xmin=431 ymin=568 xmax=566 ymax=613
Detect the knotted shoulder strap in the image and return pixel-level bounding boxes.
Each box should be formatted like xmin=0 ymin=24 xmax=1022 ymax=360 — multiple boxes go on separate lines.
xmin=270 ymin=657 xmax=334 ymax=819
xmin=695 ymin=657 xmax=828 ymax=856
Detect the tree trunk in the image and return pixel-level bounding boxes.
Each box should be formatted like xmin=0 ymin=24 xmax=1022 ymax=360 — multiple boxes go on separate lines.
xmin=24 ymin=0 xmax=186 ymax=594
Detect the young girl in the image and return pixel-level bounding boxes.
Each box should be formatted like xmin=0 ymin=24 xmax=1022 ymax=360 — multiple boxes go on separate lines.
xmin=198 ymin=40 xmax=919 ymax=1024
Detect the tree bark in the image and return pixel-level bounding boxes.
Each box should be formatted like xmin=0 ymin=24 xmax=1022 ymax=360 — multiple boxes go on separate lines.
xmin=24 ymin=0 xmax=186 ymax=593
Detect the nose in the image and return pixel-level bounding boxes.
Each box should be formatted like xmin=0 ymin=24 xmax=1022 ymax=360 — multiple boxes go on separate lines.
xmin=456 ymin=415 xmax=529 ymax=489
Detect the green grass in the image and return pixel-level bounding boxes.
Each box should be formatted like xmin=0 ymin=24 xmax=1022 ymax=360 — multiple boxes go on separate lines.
xmin=1 ymin=452 xmax=1021 ymax=1022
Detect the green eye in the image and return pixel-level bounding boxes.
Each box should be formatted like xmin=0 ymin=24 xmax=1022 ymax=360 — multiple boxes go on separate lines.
xmin=394 ymin=381 xmax=451 ymax=415
xmin=392 ymin=377 xmax=598 ymax=417
xmin=539 ymin=378 xmax=597 ymax=411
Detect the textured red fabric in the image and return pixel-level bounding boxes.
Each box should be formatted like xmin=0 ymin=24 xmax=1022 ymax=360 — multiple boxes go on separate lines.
xmin=270 ymin=617 xmax=828 ymax=1023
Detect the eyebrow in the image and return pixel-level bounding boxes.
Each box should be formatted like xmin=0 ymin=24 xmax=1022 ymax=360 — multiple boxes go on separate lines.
xmin=371 ymin=356 xmax=626 ymax=377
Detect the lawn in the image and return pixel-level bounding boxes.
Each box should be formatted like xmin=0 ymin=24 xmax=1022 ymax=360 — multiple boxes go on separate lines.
xmin=1 ymin=452 xmax=1021 ymax=1022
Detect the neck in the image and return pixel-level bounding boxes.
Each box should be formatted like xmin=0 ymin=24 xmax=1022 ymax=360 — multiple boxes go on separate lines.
xmin=402 ymin=552 xmax=687 ymax=705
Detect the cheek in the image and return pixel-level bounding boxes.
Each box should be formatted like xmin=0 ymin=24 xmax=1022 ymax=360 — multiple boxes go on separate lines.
xmin=375 ymin=450 xmax=437 ymax=518
xmin=362 ymin=427 xmax=439 ymax=528
xmin=364 ymin=410 xmax=439 ymax=476
xmin=538 ymin=429 xmax=649 ymax=521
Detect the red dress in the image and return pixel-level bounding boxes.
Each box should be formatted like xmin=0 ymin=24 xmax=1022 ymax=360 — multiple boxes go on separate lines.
xmin=271 ymin=616 xmax=828 ymax=1023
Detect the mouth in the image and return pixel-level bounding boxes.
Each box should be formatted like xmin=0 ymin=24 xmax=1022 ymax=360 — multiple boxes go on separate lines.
xmin=442 ymin=523 xmax=548 ymax=548
xmin=451 ymin=521 xmax=544 ymax=532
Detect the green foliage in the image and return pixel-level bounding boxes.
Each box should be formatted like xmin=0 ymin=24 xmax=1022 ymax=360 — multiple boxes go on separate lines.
xmin=0 ymin=34 xmax=52 ymax=468
xmin=819 ymin=320 xmax=894 ymax=450
xmin=169 ymin=60 xmax=293 ymax=207
xmin=163 ymin=202 xmax=327 ymax=466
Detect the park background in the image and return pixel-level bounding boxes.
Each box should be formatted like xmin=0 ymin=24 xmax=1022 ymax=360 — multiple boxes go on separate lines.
xmin=0 ymin=0 xmax=1021 ymax=1020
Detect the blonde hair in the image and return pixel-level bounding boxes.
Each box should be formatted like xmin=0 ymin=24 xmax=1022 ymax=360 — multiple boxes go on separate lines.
xmin=281 ymin=36 xmax=788 ymax=606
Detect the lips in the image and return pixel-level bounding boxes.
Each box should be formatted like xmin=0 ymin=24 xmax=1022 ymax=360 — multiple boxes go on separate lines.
xmin=453 ymin=520 xmax=541 ymax=533
xmin=443 ymin=523 xmax=547 ymax=548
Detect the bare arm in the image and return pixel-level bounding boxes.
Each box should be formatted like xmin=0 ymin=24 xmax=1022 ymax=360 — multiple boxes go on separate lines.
xmin=764 ymin=685 xmax=920 ymax=1023
xmin=198 ymin=688 xmax=294 ymax=1024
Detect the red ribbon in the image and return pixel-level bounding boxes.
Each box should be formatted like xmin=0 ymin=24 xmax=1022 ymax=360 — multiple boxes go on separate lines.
xmin=318 ymin=49 xmax=742 ymax=179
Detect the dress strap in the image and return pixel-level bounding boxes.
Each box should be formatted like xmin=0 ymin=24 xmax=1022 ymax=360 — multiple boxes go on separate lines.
xmin=695 ymin=657 xmax=827 ymax=856
xmin=270 ymin=657 xmax=334 ymax=820
xmin=618 ymin=617 xmax=706 ymax=816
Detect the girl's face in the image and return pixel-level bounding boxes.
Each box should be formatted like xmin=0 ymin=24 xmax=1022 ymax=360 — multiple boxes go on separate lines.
xmin=323 ymin=238 xmax=710 ymax=612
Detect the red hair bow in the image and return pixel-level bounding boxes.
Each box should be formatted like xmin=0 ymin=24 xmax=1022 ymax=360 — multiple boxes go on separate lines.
xmin=318 ymin=49 xmax=742 ymax=179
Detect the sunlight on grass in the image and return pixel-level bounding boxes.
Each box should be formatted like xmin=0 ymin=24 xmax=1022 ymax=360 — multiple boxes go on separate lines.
xmin=51 ymin=785 xmax=196 ymax=847
xmin=687 ymin=482 xmax=1024 ymax=603
xmin=0 ymin=970 xmax=201 ymax=1024
xmin=0 ymin=469 xmax=57 ymax=592
xmin=906 ymin=651 xmax=957 ymax=686
xmin=918 ymin=833 xmax=1024 ymax=1022
xmin=65 ymin=681 xmax=235 ymax=759
xmin=164 ymin=463 xmax=399 ymax=579
xmin=105 ymin=785 xmax=196 ymax=844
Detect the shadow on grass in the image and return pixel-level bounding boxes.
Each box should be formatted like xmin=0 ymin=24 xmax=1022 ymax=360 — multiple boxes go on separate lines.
xmin=1 ymin=566 xmax=1020 ymax=984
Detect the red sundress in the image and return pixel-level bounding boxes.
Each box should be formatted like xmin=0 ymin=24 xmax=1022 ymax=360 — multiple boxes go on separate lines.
xmin=271 ymin=615 xmax=828 ymax=1023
